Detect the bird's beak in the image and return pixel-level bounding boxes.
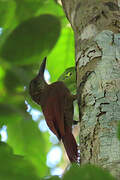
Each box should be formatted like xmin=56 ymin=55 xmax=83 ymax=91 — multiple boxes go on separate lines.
xmin=38 ymin=57 xmax=47 ymax=77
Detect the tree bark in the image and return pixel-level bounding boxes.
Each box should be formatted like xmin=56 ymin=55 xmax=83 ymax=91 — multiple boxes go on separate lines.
xmin=61 ymin=0 xmax=120 ymax=179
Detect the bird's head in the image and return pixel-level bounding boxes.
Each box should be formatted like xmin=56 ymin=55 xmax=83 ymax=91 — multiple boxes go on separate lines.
xmin=29 ymin=57 xmax=47 ymax=101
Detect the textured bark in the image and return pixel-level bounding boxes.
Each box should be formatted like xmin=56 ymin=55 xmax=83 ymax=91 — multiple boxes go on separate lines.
xmin=61 ymin=0 xmax=120 ymax=179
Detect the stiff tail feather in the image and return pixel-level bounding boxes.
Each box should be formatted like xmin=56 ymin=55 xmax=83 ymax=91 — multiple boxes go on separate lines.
xmin=62 ymin=128 xmax=78 ymax=163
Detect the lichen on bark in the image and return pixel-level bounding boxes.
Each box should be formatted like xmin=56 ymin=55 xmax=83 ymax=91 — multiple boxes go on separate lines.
xmin=61 ymin=0 xmax=120 ymax=178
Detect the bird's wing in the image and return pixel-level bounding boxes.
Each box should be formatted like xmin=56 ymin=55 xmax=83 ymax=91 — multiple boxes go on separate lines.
xmin=42 ymin=93 xmax=65 ymax=139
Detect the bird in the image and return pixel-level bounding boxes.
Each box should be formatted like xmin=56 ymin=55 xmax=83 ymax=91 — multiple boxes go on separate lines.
xmin=29 ymin=57 xmax=78 ymax=163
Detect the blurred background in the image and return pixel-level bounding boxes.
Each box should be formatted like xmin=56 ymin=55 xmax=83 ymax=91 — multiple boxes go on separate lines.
xmin=0 ymin=1 xmax=118 ymax=180
xmin=0 ymin=0 xmax=79 ymax=179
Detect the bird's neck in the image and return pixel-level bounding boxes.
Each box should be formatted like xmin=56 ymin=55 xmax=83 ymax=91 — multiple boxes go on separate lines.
xmin=33 ymin=80 xmax=48 ymax=105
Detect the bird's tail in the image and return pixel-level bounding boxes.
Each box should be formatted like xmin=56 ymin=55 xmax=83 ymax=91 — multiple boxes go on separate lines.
xmin=62 ymin=127 xmax=79 ymax=163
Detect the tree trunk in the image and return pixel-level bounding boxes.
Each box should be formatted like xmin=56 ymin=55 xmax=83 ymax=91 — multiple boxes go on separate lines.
xmin=61 ymin=0 xmax=120 ymax=179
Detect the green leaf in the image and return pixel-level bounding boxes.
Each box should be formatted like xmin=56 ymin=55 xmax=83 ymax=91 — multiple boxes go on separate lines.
xmin=0 ymin=96 xmax=26 ymax=126
xmin=4 ymin=64 xmax=36 ymax=94
xmin=1 ymin=14 xmax=61 ymax=65
xmin=63 ymin=164 xmax=116 ymax=180
xmin=0 ymin=104 xmax=17 ymax=127
xmin=15 ymin=0 xmax=65 ymax=23
xmin=0 ymin=0 xmax=16 ymax=29
xmin=47 ymin=27 xmax=75 ymax=82
xmin=58 ymin=67 xmax=76 ymax=94
xmin=47 ymin=176 xmax=60 ymax=180
xmin=7 ymin=115 xmax=49 ymax=177
xmin=15 ymin=0 xmax=44 ymax=21
xmin=0 ymin=66 xmax=6 ymax=102
xmin=0 ymin=142 xmax=40 ymax=180
xmin=4 ymin=69 xmax=24 ymax=93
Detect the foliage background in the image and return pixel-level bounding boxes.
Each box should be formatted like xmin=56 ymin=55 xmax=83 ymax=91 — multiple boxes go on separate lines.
xmin=0 ymin=0 xmax=75 ymax=179
xmin=0 ymin=0 xmax=118 ymax=179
